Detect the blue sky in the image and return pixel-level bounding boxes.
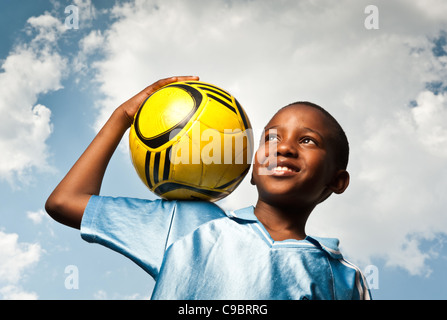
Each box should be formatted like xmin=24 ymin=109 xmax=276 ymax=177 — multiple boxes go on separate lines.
xmin=1 ymin=0 xmax=447 ymax=300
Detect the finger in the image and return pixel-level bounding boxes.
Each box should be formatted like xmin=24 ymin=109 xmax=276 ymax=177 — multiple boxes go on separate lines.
xmin=139 ymin=75 xmax=199 ymax=98
xmin=154 ymin=75 xmax=200 ymax=90
xmin=133 ymin=76 xmax=200 ymax=107
xmin=172 ymin=75 xmax=200 ymax=82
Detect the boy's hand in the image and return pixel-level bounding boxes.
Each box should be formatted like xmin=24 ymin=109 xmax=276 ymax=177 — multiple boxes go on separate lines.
xmin=118 ymin=76 xmax=200 ymax=127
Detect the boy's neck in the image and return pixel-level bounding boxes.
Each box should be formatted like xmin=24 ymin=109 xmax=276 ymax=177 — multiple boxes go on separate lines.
xmin=253 ymin=200 xmax=314 ymax=241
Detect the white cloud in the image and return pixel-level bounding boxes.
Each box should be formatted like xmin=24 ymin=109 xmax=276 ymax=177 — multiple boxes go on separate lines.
xmin=411 ymin=91 xmax=447 ymax=156
xmin=73 ymin=29 xmax=105 ymax=77
xmin=26 ymin=12 xmax=65 ymax=44
xmin=26 ymin=208 xmax=56 ymax=238
xmin=0 ymin=12 xmax=67 ymax=184
xmin=0 ymin=285 xmax=38 ymax=300
xmin=80 ymin=30 xmax=104 ymax=54
xmin=0 ymin=231 xmax=41 ymax=299
xmin=82 ymin=0 xmax=447 ymax=276
xmin=73 ymin=0 xmax=96 ymax=27
xmin=26 ymin=209 xmax=46 ymax=225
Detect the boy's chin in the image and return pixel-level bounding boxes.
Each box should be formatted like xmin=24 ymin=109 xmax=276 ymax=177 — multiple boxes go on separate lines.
xmin=258 ymin=189 xmax=299 ymax=205
xmin=257 ymin=184 xmax=323 ymax=208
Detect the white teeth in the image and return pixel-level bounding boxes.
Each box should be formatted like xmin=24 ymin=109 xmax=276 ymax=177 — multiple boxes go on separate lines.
xmin=272 ymin=166 xmax=294 ymax=173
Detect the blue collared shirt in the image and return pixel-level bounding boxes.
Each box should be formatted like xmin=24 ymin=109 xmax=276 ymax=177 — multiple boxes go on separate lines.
xmin=81 ymin=195 xmax=370 ymax=300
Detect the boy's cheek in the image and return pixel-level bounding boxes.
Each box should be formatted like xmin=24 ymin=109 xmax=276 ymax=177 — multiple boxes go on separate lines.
xmin=251 ymin=151 xmax=263 ymax=180
xmin=252 ymin=151 xmax=274 ymax=177
xmin=255 ymin=142 xmax=279 ymax=163
xmin=254 ymin=146 xmax=270 ymax=165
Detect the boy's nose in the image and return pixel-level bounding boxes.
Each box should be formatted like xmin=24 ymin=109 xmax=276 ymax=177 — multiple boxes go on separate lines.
xmin=275 ymin=139 xmax=298 ymax=158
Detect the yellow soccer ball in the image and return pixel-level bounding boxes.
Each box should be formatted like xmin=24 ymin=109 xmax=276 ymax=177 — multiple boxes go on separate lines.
xmin=129 ymin=81 xmax=253 ymax=201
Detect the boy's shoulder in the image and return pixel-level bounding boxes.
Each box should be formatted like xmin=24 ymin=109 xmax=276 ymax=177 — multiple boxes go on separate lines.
xmin=173 ymin=199 xmax=227 ymax=222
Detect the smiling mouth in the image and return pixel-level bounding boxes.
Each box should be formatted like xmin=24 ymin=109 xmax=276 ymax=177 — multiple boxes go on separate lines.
xmin=269 ymin=165 xmax=300 ymax=175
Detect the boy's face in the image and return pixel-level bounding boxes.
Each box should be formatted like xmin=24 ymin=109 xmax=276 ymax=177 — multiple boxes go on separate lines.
xmin=252 ymin=104 xmax=343 ymax=208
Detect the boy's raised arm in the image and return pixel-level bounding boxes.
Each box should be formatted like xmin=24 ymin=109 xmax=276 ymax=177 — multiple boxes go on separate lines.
xmin=45 ymin=76 xmax=199 ymax=229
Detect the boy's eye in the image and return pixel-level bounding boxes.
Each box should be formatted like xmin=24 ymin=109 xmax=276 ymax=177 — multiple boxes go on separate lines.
xmin=266 ymin=133 xmax=278 ymax=142
xmin=301 ymin=137 xmax=316 ymax=145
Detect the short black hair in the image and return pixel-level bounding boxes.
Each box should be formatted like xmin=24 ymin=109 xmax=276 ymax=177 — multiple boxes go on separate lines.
xmin=280 ymin=101 xmax=350 ymax=170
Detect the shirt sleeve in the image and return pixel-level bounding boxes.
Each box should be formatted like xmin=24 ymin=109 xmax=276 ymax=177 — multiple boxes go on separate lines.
xmin=80 ymin=195 xmax=226 ymax=280
xmin=80 ymin=195 xmax=177 ymax=279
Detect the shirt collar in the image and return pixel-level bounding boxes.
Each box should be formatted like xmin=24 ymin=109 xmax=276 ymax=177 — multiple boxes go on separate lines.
xmin=306 ymin=236 xmax=343 ymax=259
xmin=226 ymin=206 xmax=258 ymax=221
xmin=226 ymin=206 xmax=343 ymax=259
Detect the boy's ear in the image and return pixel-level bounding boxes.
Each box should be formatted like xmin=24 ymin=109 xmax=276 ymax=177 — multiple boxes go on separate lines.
xmin=328 ymin=170 xmax=350 ymax=194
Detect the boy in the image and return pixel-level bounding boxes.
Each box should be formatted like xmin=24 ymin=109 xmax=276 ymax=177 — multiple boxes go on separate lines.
xmin=46 ymin=76 xmax=370 ymax=299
